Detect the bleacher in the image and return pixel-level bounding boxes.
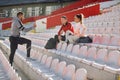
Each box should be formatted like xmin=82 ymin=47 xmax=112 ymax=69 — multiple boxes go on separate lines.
xmin=0 ymin=48 xmax=21 ymax=80
xmin=0 ymin=1 xmax=120 ymax=80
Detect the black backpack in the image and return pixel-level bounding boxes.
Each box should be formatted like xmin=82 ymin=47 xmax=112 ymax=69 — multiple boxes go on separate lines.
xmin=75 ymin=36 xmax=92 ymax=44
xmin=45 ymin=38 xmax=57 ymax=49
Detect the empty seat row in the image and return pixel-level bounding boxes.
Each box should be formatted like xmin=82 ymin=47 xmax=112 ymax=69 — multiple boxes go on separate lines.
xmin=24 ymin=28 xmax=120 ymax=48
xmin=17 ymin=36 xmax=120 ymax=75
xmin=0 ymin=49 xmax=21 ymax=80
xmin=86 ymin=27 xmax=120 ymax=35
xmin=17 ymin=45 xmax=87 ymax=80
xmin=85 ymin=10 xmax=120 ymax=24
xmin=85 ymin=21 xmax=120 ymax=28
xmin=91 ymin=35 xmax=120 ymax=47
xmin=2 ymin=40 xmax=88 ymax=80
xmin=46 ymin=42 xmax=120 ymax=74
xmin=25 ymin=32 xmax=56 ymax=38
xmin=25 ymin=33 xmax=120 ymax=49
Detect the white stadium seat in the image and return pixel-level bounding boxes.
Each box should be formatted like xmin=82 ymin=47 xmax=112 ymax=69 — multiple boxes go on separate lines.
xmin=104 ymin=50 xmax=120 ymax=73
xmin=57 ymin=61 xmax=67 ymax=77
xmin=73 ymin=68 xmax=87 ymax=80
xmin=79 ymin=46 xmax=88 ymax=59
xmin=92 ymin=49 xmax=108 ymax=69
xmin=82 ymin=47 xmax=97 ymax=65
xmin=63 ymin=64 xmax=75 ymax=80
xmin=71 ymin=45 xmax=80 ymax=56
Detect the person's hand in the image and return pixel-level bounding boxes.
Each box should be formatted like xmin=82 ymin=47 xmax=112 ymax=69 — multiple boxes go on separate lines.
xmin=60 ymin=30 xmax=64 ymax=34
xmin=42 ymin=21 xmax=46 ymax=24
xmin=58 ymin=36 xmax=61 ymax=41
xmin=34 ymin=23 xmax=37 ymax=28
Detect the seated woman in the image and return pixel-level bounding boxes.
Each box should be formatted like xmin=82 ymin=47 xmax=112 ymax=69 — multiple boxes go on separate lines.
xmin=67 ymin=14 xmax=87 ymax=44
xmin=58 ymin=16 xmax=74 ymax=42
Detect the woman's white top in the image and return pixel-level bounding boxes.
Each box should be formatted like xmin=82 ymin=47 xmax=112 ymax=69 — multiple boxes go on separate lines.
xmin=74 ymin=22 xmax=85 ymax=37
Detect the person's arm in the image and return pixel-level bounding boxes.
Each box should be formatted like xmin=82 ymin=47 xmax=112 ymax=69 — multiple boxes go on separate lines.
xmin=58 ymin=26 xmax=64 ymax=36
xmin=68 ymin=23 xmax=74 ymax=34
xmin=58 ymin=26 xmax=64 ymax=41
xmin=17 ymin=20 xmax=35 ymax=32
xmin=69 ymin=24 xmax=74 ymax=34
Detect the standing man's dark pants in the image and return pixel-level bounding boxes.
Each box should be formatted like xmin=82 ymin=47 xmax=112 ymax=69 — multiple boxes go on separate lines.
xmin=9 ymin=36 xmax=31 ymax=66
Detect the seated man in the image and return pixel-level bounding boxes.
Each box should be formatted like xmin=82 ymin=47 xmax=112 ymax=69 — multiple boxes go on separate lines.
xmin=58 ymin=16 xmax=74 ymax=43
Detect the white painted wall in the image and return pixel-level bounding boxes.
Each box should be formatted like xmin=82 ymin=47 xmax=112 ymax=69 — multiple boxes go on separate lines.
xmin=35 ymin=18 xmax=47 ymax=33
xmin=0 ymin=23 xmax=2 ymax=30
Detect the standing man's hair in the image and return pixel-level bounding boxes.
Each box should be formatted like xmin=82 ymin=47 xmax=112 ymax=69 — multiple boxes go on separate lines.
xmin=17 ymin=12 xmax=23 ymax=17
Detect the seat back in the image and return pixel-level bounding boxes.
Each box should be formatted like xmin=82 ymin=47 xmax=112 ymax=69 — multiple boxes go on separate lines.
xmin=107 ymin=51 xmax=120 ymax=67
xmin=41 ymin=55 xmax=47 ymax=64
xmin=93 ymin=35 xmax=102 ymax=44
xmin=57 ymin=61 xmax=67 ymax=77
xmin=38 ymin=53 xmax=43 ymax=62
xmin=50 ymin=59 xmax=59 ymax=72
xmin=74 ymin=68 xmax=87 ymax=80
xmin=96 ymin=49 xmax=108 ymax=62
xmin=101 ymin=35 xmax=111 ymax=45
xmin=63 ymin=64 xmax=75 ymax=80
xmin=110 ymin=36 xmax=120 ymax=46
xmin=71 ymin=45 xmax=80 ymax=56
xmin=79 ymin=46 xmax=88 ymax=58
xmin=66 ymin=44 xmax=73 ymax=53
xmin=45 ymin=56 xmax=53 ymax=68
xmin=87 ymin=47 xmax=97 ymax=60
xmin=56 ymin=42 xmax=62 ymax=50
xmin=61 ymin=43 xmax=67 ymax=51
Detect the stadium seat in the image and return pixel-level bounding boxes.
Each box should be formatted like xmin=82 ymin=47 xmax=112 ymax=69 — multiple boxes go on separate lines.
xmin=63 ymin=64 xmax=75 ymax=80
xmin=82 ymin=47 xmax=97 ymax=65
xmin=105 ymin=27 xmax=113 ymax=34
xmin=101 ymin=35 xmax=111 ymax=45
xmin=31 ymin=49 xmax=43 ymax=61
xmin=79 ymin=46 xmax=88 ymax=59
xmin=57 ymin=42 xmax=67 ymax=55
xmin=45 ymin=56 xmax=53 ymax=68
xmin=61 ymin=43 xmax=73 ymax=57
xmin=93 ymin=35 xmax=102 ymax=44
xmin=67 ymin=45 xmax=81 ymax=61
xmin=40 ymin=55 xmax=48 ymax=65
xmin=104 ymin=51 xmax=120 ymax=73
xmin=110 ymin=36 xmax=120 ymax=46
xmin=57 ymin=61 xmax=67 ymax=77
xmin=92 ymin=49 xmax=108 ymax=69
xmin=99 ymin=28 xmax=106 ymax=34
xmin=114 ymin=21 xmax=120 ymax=27
xmin=0 ymin=50 xmax=21 ymax=80
xmin=73 ymin=68 xmax=87 ymax=80
xmin=50 ymin=59 xmax=59 ymax=72
xmin=71 ymin=45 xmax=80 ymax=56
xmin=57 ymin=42 xmax=63 ymax=51
xmin=38 ymin=53 xmax=43 ymax=61
xmin=112 ymin=28 xmax=120 ymax=35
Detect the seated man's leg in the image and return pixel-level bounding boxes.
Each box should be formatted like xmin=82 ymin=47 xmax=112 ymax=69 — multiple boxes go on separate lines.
xmin=67 ymin=35 xmax=79 ymax=44
xmin=67 ymin=35 xmax=74 ymax=43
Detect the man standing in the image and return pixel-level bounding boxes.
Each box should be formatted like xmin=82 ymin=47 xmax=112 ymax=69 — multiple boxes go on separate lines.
xmin=9 ymin=12 xmax=36 ymax=66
